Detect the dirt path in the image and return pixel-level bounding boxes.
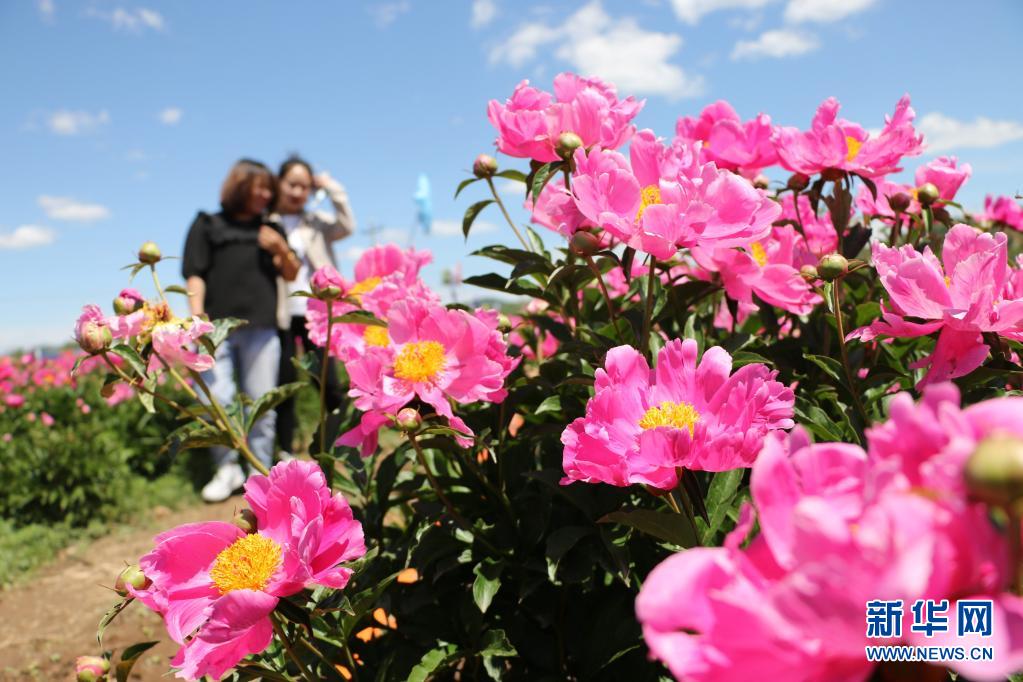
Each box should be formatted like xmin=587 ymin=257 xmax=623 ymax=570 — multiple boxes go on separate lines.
xmin=0 ymin=496 xmax=242 ymax=681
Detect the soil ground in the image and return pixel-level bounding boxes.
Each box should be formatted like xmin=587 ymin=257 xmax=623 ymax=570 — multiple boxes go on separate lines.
xmin=0 ymin=496 xmax=241 ymax=681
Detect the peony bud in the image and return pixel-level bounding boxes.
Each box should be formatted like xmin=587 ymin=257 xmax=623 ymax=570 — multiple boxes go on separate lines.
xmin=569 ymin=230 xmax=601 ymax=257
xmin=113 ymin=288 xmax=145 ymax=315
xmin=799 ymin=264 xmax=819 ymax=280
xmin=555 ymin=131 xmax=583 ymax=160
xmin=137 ymin=241 xmax=162 ymax=265
xmin=497 ymin=314 xmax=512 ymax=333
xmin=395 ymin=408 xmax=421 ymax=431
xmin=78 ymin=321 xmax=112 ymax=355
xmin=472 ymin=154 xmax=498 ymax=179
xmin=786 ymin=173 xmax=811 ymax=192
xmin=310 ymin=266 xmax=344 ymax=301
xmin=114 ymin=564 xmax=151 ymax=596
xmin=233 ymin=508 xmax=258 ymax=534
xmin=817 ymin=253 xmax=848 ymax=281
xmin=965 ymin=435 xmax=1023 ymax=509
xmin=888 ymin=192 xmax=912 ymax=213
xmin=752 ymin=174 xmax=770 ymax=190
xmin=75 ymin=655 xmax=110 ymax=682
xmin=916 ymin=182 xmax=940 ymax=207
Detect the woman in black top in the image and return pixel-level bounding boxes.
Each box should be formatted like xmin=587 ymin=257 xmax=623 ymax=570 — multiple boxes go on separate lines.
xmin=182 ymin=159 xmax=299 ymax=502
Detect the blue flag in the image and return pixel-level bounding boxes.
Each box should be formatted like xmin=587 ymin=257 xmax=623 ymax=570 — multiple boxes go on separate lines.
xmin=414 ymin=173 xmax=433 ymax=234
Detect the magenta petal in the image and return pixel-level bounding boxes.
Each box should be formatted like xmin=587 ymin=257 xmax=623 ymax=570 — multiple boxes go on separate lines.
xmin=172 ymin=590 xmax=277 ymax=681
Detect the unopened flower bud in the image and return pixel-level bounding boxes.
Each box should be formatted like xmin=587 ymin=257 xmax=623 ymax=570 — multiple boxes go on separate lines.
xmin=233 ymin=508 xmax=258 ymax=534
xmin=395 ymin=408 xmax=421 ymax=431
xmin=817 ymin=253 xmax=848 ymax=281
xmin=497 ymin=314 xmax=512 ymax=333
xmin=78 ymin=322 xmax=112 ymax=355
xmin=114 ymin=564 xmax=151 ymax=596
xmin=799 ymin=264 xmax=819 ymax=280
xmin=555 ymin=131 xmax=583 ymax=160
xmin=137 ymin=241 xmax=162 ymax=265
xmin=310 ymin=266 xmax=344 ymax=301
xmin=753 ymin=175 xmax=769 ymax=190
xmin=472 ymin=154 xmax=498 ymax=179
xmin=75 ymin=656 xmax=110 ymax=682
xmin=916 ymin=182 xmax=940 ymax=207
xmin=787 ymin=173 xmax=811 ymax=192
xmin=965 ymin=434 xmax=1023 ymax=508
xmin=569 ymin=230 xmax=601 ymax=257
xmin=112 ymin=288 xmax=144 ymax=315
xmin=889 ymin=192 xmax=912 ymax=213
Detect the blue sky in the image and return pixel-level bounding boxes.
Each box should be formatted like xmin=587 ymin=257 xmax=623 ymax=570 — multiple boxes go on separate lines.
xmin=2 ymin=0 xmax=1022 ymax=352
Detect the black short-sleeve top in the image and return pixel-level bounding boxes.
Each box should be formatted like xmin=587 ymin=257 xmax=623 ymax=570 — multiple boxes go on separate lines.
xmin=181 ymin=211 xmax=286 ymax=328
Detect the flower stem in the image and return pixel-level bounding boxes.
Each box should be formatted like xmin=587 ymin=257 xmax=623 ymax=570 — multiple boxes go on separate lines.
xmin=272 ymin=614 xmax=317 ymax=682
xmin=187 ymin=367 xmax=270 ymax=475
xmin=831 ymin=280 xmax=868 ymax=430
xmin=319 ymin=299 xmax=334 ymax=455
xmin=582 ymin=253 xmax=626 ymax=343
xmin=99 ymin=353 xmax=188 ymax=414
xmin=149 ymin=264 xmax=167 ymax=304
xmin=484 ymin=176 xmax=532 ymax=252
xmin=641 ymin=258 xmax=658 ymax=360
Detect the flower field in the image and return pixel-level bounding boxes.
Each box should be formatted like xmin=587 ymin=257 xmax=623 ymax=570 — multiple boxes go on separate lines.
xmin=38 ymin=72 xmax=1023 ymax=681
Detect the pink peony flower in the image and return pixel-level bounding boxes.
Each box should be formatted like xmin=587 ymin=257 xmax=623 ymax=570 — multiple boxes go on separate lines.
xmin=151 ymin=318 xmax=216 ymax=372
xmin=777 ymin=193 xmax=839 ymax=260
xmin=675 ymin=100 xmax=778 ymax=177
xmin=915 ymin=156 xmax=971 ymax=202
xmin=487 ymin=73 xmax=643 ymax=163
xmin=3 ymin=394 xmax=24 ymax=408
xmin=75 ymin=304 xmax=112 ymax=354
xmin=528 ymin=177 xmax=592 ymax=237
xmin=561 ymin=339 xmax=794 ymax=489
xmin=309 ymin=265 xmax=345 ymax=299
xmin=40 ymin=412 xmax=54 ymax=427
xmin=774 ymin=95 xmax=924 ymax=178
xmin=637 ymin=385 xmax=1023 ymax=682
xmin=130 ymin=460 xmax=366 ymax=681
xmin=979 ymin=195 xmax=1023 ymax=232
xmin=113 ymin=287 xmax=145 ymax=315
xmin=855 ymin=178 xmax=919 ymax=225
xmin=850 ymin=224 xmax=1023 ymax=386
xmin=337 ymin=300 xmax=520 ymax=455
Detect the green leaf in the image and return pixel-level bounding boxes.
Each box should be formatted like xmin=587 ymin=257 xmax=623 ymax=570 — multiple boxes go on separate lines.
xmin=495 ymin=169 xmax=527 ymax=183
xmin=480 ymin=628 xmax=517 ymax=657
xmin=163 ymin=284 xmax=189 ymax=296
xmin=472 ymin=560 xmax=504 ymax=614
xmin=455 ymin=176 xmax=481 ymax=199
xmin=97 ymin=598 xmax=133 ymax=646
xmin=115 ymin=641 xmax=159 ymax=682
xmin=107 ymin=344 xmax=147 ymax=378
xmin=701 ymin=469 xmax=744 ymax=544
xmin=599 ymin=509 xmax=698 ymax=548
xmin=534 ymin=395 xmax=562 ymax=416
xmin=805 ymin=352 xmax=846 ymax=387
xmin=209 ymin=317 xmax=247 ymax=349
xmin=332 ymin=310 xmax=386 ymax=327
xmin=342 ymin=572 xmax=400 ymax=638
xmin=463 ymin=199 xmax=494 ymax=239
xmin=137 ymin=373 xmax=156 ymax=414
xmin=407 ymin=643 xmax=460 ymax=682
xmin=730 ymin=351 xmax=771 ymax=368
xmin=530 ymin=162 xmax=559 ymax=202
xmin=245 ymin=382 xmax=305 ymax=433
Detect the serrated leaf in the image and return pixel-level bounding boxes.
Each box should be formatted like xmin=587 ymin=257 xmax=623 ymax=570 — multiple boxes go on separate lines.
xmin=115 ymin=641 xmax=159 ymax=682
xmin=599 ymin=509 xmax=698 ymax=547
xmin=455 ymin=176 xmax=481 ymax=199
xmin=463 ymin=199 xmax=494 ymax=239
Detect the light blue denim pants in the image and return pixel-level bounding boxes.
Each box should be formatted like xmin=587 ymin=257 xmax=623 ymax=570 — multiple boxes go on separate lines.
xmin=199 ymin=326 xmax=280 ymax=470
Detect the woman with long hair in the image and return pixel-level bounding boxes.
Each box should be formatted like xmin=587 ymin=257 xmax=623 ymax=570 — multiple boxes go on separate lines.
xmin=182 ymin=158 xmax=299 ymax=502
xmin=271 ymin=154 xmax=355 ymax=457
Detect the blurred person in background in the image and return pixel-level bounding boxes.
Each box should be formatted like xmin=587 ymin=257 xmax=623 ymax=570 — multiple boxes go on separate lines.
xmin=182 ymin=158 xmax=299 ymax=502
xmin=271 ymin=155 xmax=355 ymax=458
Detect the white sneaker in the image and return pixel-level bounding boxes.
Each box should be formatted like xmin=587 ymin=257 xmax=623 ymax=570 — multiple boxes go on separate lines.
xmin=201 ymin=462 xmax=245 ymax=503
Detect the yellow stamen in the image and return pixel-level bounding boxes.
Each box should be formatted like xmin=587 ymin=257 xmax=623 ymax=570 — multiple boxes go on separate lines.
xmin=363 ymin=325 xmax=389 ymax=347
xmin=636 ymin=185 xmax=662 ymax=222
xmin=638 ymin=401 xmax=700 ymax=436
xmin=750 ymin=241 xmax=768 ymax=267
xmin=209 ymin=534 xmax=282 ymax=594
xmin=845 ymin=136 xmax=863 ymax=162
xmin=393 ymin=341 xmax=446 ymax=383
xmin=944 ymin=275 xmax=952 ymax=287
xmin=350 ymin=276 xmax=382 ymax=302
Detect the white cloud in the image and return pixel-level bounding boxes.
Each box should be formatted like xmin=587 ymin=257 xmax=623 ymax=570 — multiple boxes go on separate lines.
xmin=472 ymin=0 xmax=498 ymax=28
xmin=731 ymin=28 xmax=819 ymax=60
xmin=342 ymin=245 xmax=367 ymax=262
xmin=47 ymin=109 xmax=110 ymax=136
xmin=0 ymin=225 xmax=56 ymax=250
xmin=918 ymin=113 xmax=1023 ymax=153
xmin=432 ymin=219 xmax=498 ymax=237
xmin=670 ymin=0 xmax=773 ymax=24
xmin=158 ymin=107 xmax=183 ymax=125
xmin=369 ymin=1 xmax=411 ymax=28
xmin=784 ymin=0 xmax=877 ymax=23
xmin=490 ymin=1 xmax=704 ymax=99
xmin=498 ymin=178 xmax=527 ymax=199
xmin=88 ymin=7 xmax=165 ymax=32
xmin=37 ymin=195 xmax=111 ymax=222
xmin=37 ymin=0 xmax=55 ymax=20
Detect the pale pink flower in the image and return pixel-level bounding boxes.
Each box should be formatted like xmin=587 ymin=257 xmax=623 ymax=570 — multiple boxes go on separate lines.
xmin=561 ymin=339 xmax=794 ymax=489
xmin=774 ymin=95 xmax=924 ymax=178
xmin=850 ymin=224 xmax=1023 ymax=386
xmin=979 ymin=195 xmax=1023 ymax=232
xmin=778 ymin=193 xmax=839 ymax=261
xmin=675 ymin=100 xmax=778 ymax=177
xmin=40 ymin=412 xmax=54 ymax=427
xmin=130 ymin=460 xmax=365 ymax=681
xmin=915 ymin=156 xmax=971 ymax=202
xmin=151 ymin=318 xmax=215 ymax=372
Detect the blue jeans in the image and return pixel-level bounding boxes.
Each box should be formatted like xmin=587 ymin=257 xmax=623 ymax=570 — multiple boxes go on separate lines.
xmin=199 ymin=326 xmax=280 ymax=470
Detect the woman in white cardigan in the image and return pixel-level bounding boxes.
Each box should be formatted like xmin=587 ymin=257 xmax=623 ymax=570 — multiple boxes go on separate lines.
xmin=270 ymin=155 xmax=355 ymax=457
